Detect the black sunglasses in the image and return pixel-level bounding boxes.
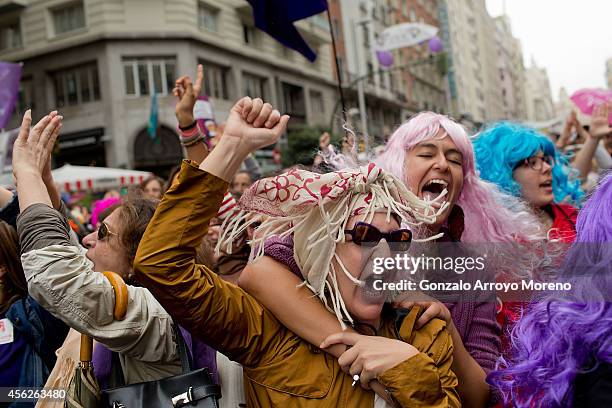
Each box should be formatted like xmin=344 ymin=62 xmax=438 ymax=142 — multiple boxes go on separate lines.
xmin=344 ymin=222 xmax=412 ymax=251
xmin=97 ymin=222 xmax=117 ymax=241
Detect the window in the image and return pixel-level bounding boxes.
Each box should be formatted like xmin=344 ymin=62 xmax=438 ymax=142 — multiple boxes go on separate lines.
xmin=310 ymin=90 xmax=324 ymax=116
xmin=198 ymin=3 xmax=218 ymax=32
xmin=200 ymin=60 xmax=230 ymax=100
xmin=243 ymin=73 xmax=267 ymax=100
xmin=402 ymin=0 xmax=408 ymax=16
xmin=14 ymin=78 xmax=34 ymax=116
xmin=0 ymin=20 xmax=22 ymax=50
xmin=367 ymin=62 xmax=374 ymax=84
xmin=243 ymin=24 xmax=258 ymax=46
xmin=122 ymin=58 xmax=176 ymax=96
xmin=53 ymin=63 xmax=100 ymax=107
xmin=52 ymin=2 xmax=86 ymax=35
xmin=282 ymin=82 xmax=305 ymax=118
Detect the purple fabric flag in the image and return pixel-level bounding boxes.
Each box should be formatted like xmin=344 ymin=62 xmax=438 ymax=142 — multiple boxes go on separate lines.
xmin=247 ymin=0 xmax=328 ymax=62
xmin=0 ymin=62 xmax=22 ymax=129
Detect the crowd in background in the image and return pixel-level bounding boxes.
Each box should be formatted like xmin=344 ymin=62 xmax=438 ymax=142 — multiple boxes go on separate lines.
xmin=0 ymin=63 xmax=611 ymax=408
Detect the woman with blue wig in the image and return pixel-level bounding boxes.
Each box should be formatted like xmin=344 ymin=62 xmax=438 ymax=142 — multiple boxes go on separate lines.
xmin=473 ymin=122 xmax=583 ymax=243
xmin=488 ymin=173 xmax=612 ymax=407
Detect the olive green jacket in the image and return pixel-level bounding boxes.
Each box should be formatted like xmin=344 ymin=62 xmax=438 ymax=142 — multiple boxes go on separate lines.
xmin=134 ymin=161 xmax=460 ymax=407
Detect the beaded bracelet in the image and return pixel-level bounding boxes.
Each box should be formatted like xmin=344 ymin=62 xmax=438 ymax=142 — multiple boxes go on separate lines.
xmin=182 ymin=135 xmax=206 ymax=148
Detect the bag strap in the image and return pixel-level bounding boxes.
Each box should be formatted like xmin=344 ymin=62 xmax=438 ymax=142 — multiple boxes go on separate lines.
xmin=109 ymin=348 xmax=126 ymax=387
xmin=173 ymin=322 xmax=193 ymax=374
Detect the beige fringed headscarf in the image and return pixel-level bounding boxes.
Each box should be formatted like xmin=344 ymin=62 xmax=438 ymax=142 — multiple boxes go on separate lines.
xmin=217 ymin=163 xmax=447 ymax=327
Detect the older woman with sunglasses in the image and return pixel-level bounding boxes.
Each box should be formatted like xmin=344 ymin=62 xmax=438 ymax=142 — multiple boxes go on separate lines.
xmin=7 ymin=68 xmax=220 ymax=389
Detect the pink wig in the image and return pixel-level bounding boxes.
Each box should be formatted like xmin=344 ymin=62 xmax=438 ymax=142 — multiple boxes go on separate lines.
xmin=376 ymin=112 xmax=542 ymax=244
xmin=90 ymin=197 xmax=122 ymax=227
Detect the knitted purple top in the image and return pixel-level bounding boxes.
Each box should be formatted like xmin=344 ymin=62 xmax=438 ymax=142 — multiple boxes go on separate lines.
xmin=263 ymin=234 xmax=501 ymax=374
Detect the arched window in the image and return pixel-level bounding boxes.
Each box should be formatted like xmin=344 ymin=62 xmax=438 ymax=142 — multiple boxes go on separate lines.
xmin=133 ymin=125 xmax=183 ymax=177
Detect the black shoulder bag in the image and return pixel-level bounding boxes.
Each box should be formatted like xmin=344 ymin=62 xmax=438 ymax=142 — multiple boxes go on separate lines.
xmin=100 ymin=324 xmax=221 ymax=408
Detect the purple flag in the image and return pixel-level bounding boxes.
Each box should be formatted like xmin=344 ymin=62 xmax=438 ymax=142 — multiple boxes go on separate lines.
xmin=0 ymin=62 xmax=22 ymax=129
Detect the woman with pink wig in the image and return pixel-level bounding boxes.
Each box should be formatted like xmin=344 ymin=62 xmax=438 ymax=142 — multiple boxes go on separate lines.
xmin=376 ymin=112 xmax=541 ymax=244
xmin=238 ymin=112 xmax=542 ymax=406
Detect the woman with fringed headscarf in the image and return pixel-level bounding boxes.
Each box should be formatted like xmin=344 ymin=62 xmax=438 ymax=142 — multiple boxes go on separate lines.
xmin=239 ymin=112 xmax=546 ymax=407
xmin=134 ymin=97 xmax=460 ymax=407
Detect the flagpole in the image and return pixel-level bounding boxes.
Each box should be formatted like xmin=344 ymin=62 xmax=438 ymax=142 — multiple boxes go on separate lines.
xmin=325 ymin=6 xmax=347 ymax=124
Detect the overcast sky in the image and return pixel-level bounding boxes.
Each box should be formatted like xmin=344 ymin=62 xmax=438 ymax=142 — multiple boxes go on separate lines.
xmin=485 ymin=0 xmax=611 ymax=101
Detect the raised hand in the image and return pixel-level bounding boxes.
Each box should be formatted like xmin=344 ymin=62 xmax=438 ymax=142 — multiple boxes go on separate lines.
xmin=589 ymin=102 xmax=612 ymax=139
xmin=199 ymin=97 xmax=289 ymax=182
xmin=13 ymin=110 xmax=62 ymax=179
xmin=557 ymin=111 xmax=576 ymax=148
xmin=319 ymin=132 xmax=331 ymax=150
xmin=174 ymin=64 xmax=204 ymax=127
xmin=221 ymin=97 xmax=290 ymax=154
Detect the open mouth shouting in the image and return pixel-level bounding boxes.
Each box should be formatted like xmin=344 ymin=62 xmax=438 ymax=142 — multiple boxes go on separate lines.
xmin=419 ymin=178 xmax=449 ymax=209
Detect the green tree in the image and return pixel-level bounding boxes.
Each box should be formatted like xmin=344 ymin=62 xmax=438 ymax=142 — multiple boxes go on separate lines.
xmin=281 ymin=125 xmax=339 ymax=168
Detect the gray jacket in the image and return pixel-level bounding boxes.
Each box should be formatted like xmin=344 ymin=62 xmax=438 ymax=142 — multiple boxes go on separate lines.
xmin=17 ymin=203 xmax=181 ymax=384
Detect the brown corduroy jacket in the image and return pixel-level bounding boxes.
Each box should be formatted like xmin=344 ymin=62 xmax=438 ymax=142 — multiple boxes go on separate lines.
xmin=134 ymin=161 xmax=461 ymax=408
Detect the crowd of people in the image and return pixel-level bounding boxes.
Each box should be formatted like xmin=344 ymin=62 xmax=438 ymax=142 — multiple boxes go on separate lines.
xmin=0 ymin=64 xmax=610 ymax=408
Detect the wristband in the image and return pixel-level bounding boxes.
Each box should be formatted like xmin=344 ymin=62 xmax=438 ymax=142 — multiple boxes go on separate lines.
xmin=179 ymin=125 xmax=202 ymax=142
xmin=182 ymin=135 xmax=206 ymax=148
xmin=178 ymin=120 xmax=197 ymax=131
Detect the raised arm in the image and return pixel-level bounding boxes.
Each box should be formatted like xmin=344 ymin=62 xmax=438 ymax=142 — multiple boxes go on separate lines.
xmin=13 ymin=111 xmax=177 ymax=365
xmin=12 ymin=110 xmax=59 ymax=212
xmin=556 ymin=112 xmax=575 ymax=149
xmin=571 ymin=104 xmax=610 ymax=179
xmin=174 ymin=64 xmax=209 ymax=165
xmin=134 ymin=97 xmax=293 ymax=367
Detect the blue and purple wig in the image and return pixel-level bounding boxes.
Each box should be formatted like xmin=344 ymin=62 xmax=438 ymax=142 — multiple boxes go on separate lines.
xmin=488 ymin=173 xmax=612 ymax=407
xmin=473 ymin=122 xmax=584 ymax=206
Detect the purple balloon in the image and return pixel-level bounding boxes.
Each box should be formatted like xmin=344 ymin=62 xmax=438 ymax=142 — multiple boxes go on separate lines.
xmin=428 ymin=36 xmax=443 ymax=53
xmin=376 ymin=50 xmax=394 ymax=67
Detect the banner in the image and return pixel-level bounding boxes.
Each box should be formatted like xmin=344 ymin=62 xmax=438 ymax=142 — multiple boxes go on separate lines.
xmin=376 ymin=23 xmax=438 ymax=51
xmin=194 ymin=95 xmax=218 ymax=139
xmin=147 ymin=92 xmax=158 ymax=139
xmin=0 ymin=62 xmax=22 ymax=129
